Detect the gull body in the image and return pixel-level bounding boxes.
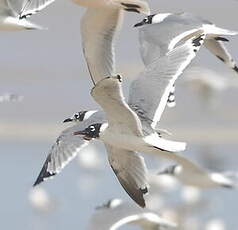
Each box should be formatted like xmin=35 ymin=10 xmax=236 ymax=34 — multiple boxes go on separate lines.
xmin=87 ymin=199 xmax=177 ymax=230
xmin=77 ymin=0 xmax=150 ymax=84
xmin=0 ymin=0 xmax=55 ymax=30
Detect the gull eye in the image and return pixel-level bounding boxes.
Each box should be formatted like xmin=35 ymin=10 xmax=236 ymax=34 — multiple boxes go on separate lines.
xmin=90 ymin=126 xmax=95 ymax=132
xmin=74 ymin=113 xmax=80 ymax=119
xmin=143 ymin=18 xmax=149 ymax=23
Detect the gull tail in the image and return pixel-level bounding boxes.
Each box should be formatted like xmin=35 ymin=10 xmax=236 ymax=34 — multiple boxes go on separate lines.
xmin=145 ymin=135 xmax=186 ymax=153
xmin=20 ymin=20 xmax=46 ymax=30
xmin=114 ymin=0 xmax=150 ymax=14
xmin=204 ymin=24 xmax=238 ymax=37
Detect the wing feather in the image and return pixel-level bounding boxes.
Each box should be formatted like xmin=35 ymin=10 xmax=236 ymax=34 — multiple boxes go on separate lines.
xmin=81 ymin=8 xmax=122 ymax=85
xmin=129 ymin=34 xmax=205 ymax=129
xmin=106 ymin=144 xmax=148 ymax=208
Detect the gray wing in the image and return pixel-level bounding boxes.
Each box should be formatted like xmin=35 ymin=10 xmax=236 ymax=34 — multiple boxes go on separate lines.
xmin=138 ymin=12 xmax=207 ymax=66
xmin=105 ymin=144 xmax=148 ymax=208
xmin=87 ymin=200 xmax=176 ymax=230
xmin=34 ymin=111 xmax=107 ymax=186
xmin=204 ymin=38 xmax=238 ymax=73
xmin=33 ymin=124 xmax=89 ymax=186
xmin=80 ymin=8 xmax=122 ymax=85
xmin=129 ymin=34 xmax=205 ymax=130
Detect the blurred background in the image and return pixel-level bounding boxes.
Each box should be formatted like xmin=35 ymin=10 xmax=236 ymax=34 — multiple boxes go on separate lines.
xmin=1 ymin=0 xmax=238 ymax=229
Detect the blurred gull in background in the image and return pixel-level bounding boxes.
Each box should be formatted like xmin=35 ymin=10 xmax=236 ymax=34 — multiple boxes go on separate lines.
xmin=157 ymin=155 xmax=235 ymax=188
xmin=87 ymin=198 xmax=177 ymax=230
xmin=183 ymin=66 xmax=238 ymax=108
xmin=0 ymin=93 xmax=23 ymax=102
xmin=28 ymin=186 xmax=57 ymax=214
xmin=0 ymin=0 xmax=55 ymax=30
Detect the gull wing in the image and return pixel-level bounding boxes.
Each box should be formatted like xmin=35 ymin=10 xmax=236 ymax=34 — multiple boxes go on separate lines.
xmin=129 ymin=34 xmax=205 ymax=129
xmin=105 ymin=144 xmax=148 ymax=208
xmin=34 ymin=111 xmax=106 ymax=186
xmin=81 ymin=8 xmax=123 ymax=85
xmin=204 ymin=38 xmax=238 ymax=73
xmin=87 ymin=200 xmax=176 ymax=230
xmin=91 ymin=76 xmax=143 ymax=136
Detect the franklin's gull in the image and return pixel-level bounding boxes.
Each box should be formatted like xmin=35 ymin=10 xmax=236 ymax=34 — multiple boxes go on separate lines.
xmin=73 ymin=34 xmax=206 ymax=207
xmin=87 ymin=198 xmax=177 ymax=230
xmin=135 ymin=12 xmax=238 ymax=107
xmin=33 ymin=110 xmax=106 ymax=186
xmin=157 ymin=160 xmax=235 ymax=188
xmin=34 ymin=35 xmax=205 ymax=205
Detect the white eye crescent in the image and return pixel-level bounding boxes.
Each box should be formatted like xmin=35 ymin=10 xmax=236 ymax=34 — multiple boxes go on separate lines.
xmin=90 ymin=126 xmax=95 ymax=132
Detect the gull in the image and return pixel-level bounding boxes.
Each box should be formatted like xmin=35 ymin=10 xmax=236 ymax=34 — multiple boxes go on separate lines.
xmin=0 ymin=93 xmax=23 ymax=102
xmin=34 ymin=35 xmax=204 ymax=206
xmin=157 ymin=159 xmax=235 ymax=189
xmin=33 ymin=110 xmax=107 ymax=186
xmin=0 ymin=0 xmax=55 ymax=30
xmin=77 ymin=0 xmax=150 ymax=84
xmin=182 ymin=66 xmax=238 ymax=108
xmin=134 ymin=12 xmax=238 ymax=107
xmin=73 ymin=34 xmax=205 ymax=207
xmin=87 ymin=198 xmax=177 ymax=230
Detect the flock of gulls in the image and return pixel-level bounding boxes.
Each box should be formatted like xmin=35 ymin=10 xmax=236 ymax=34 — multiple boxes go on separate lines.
xmin=2 ymin=0 xmax=238 ymax=229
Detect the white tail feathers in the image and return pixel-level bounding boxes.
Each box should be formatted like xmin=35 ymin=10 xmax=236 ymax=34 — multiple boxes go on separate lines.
xmin=203 ymin=24 xmax=238 ymax=36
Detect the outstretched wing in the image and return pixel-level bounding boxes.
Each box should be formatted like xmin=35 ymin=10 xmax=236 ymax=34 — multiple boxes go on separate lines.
xmin=105 ymin=144 xmax=148 ymax=208
xmin=18 ymin=0 xmax=55 ymax=19
xmin=129 ymin=34 xmax=205 ymax=129
xmin=81 ymin=8 xmax=122 ymax=85
xmin=204 ymin=38 xmax=238 ymax=73
xmin=33 ymin=124 xmax=89 ymax=186
xmin=34 ymin=111 xmax=107 ymax=186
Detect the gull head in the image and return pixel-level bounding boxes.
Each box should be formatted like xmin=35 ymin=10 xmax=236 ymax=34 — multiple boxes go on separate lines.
xmin=74 ymin=123 xmax=107 ymax=141
xmin=134 ymin=13 xmax=171 ymax=27
xmin=157 ymin=165 xmax=180 ymax=176
xmin=63 ymin=110 xmax=97 ymax=123
xmin=95 ymin=198 xmax=123 ymax=210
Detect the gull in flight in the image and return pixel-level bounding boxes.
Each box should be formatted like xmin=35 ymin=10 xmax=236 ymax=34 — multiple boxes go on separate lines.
xmin=0 ymin=0 xmax=55 ymax=30
xmin=73 ymin=35 xmax=205 ymax=207
xmin=34 ymin=34 xmax=205 ymax=207
xmin=87 ymin=198 xmax=177 ymax=230
xmin=157 ymin=158 xmax=235 ymax=189
xmin=134 ymin=12 xmax=238 ymax=107
xmin=77 ymin=0 xmax=150 ymax=84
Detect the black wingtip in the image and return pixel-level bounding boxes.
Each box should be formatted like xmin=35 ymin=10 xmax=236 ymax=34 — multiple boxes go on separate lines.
xmin=215 ymin=37 xmax=229 ymax=42
xmin=33 ymin=155 xmax=56 ymax=187
xmin=233 ymin=65 xmax=238 ymax=73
